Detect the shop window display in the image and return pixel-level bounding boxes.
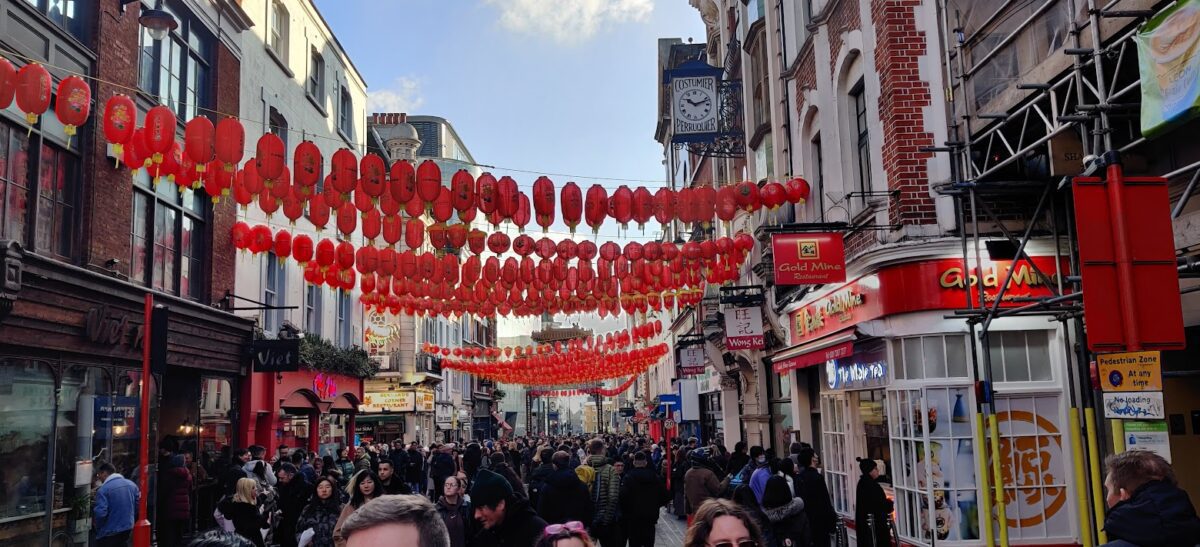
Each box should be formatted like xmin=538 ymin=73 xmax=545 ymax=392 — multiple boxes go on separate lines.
xmin=0 ymin=360 xmax=56 ymax=520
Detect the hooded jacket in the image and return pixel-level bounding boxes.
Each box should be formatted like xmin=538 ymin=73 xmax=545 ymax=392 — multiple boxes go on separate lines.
xmin=218 ymin=498 xmax=267 ymax=547
xmin=537 ymin=467 xmax=594 ymax=526
xmin=160 ymin=462 xmax=193 ymax=521
xmin=436 ymin=496 xmax=474 ymax=547
xmin=472 ymin=498 xmax=548 ymax=547
xmin=1103 ymin=479 xmax=1200 ymax=546
xmin=764 ymin=498 xmax=811 ymax=547
xmin=683 ymin=463 xmax=722 ymax=514
xmin=526 ymin=462 xmax=555 ymax=509
xmin=796 ymin=465 xmax=838 ymax=537
xmin=620 ymin=465 xmax=669 ymax=522
xmin=295 ymin=495 xmax=342 ymax=547
xmin=244 ymin=460 xmax=277 ymax=486
xmin=855 ymin=475 xmax=893 ymax=547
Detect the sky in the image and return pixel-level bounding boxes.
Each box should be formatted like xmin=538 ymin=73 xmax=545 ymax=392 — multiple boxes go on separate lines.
xmin=313 ymin=0 xmax=708 ymax=341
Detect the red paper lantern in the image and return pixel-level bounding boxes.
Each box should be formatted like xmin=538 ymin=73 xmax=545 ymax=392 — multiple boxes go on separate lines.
xmin=451 ymin=169 xmax=475 ymax=216
xmin=293 ymin=234 xmax=314 ymax=265
xmin=53 ymin=75 xmax=90 ymax=141
xmin=405 ymin=194 xmax=424 ymax=218
xmin=585 ymin=184 xmax=608 ymax=232
xmin=496 ymin=176 xmax=520 ymax=220
xmin=390 ymin=160 xmax=416 ymax=203
xmin=315 ymin=239 xmax=336 ymax=269
xmin=476 ymin=172 xmax=498 ymax=214
xmin=405 ymin=219 xmax=424 ymax=250
xmin=416 ymin=159 xmax=442 ymax=205
xmin=0 ymin=58 xmax=14 ymax=110
xmin=555 ymin=181 xmax=582 ymax=234
xmin=609 ymin=185 xmax=633 ymax=226
xmin=513 ymin=234 xmax=535 ymax=256
xmin=14 ymin=62 xmax=51 ymax=125
xmin=361 ymin=153 xmax=387 ymax=200
xmin=734 ymin=181 xmax=761 ymax=212
xmin=292 ymin=140 xmax=321 ymax=194
xmin=337 ymin=203 xmax=357 ymax=237
xmin=356 ymin=245 xmax=379 ymax=274
xmin=734 ymin=232 xmax=755 ymax=252
xmin=427 ymin=223 xmax=447 ymax=250
xmin=336 ymin=241 xmax=355 ymax=271
xmin=382 ymin=214 xmax=403 ymax=247
xmin=103 ymin=94 xmax=137 ymax=162
xmin=142 ymin=105 xmax=176 ymax=165
xmin=231 ymin=221 xmax=251 ymax=250
xmin=431 ymin=187 xmax=454 ymax=223
xmin=448 ymin=223 xmax=468 ymax=250
xmin=696 ymin=186 xmax=717 ymax=224
xmin=532 ymin=176 xmax=555 ymax=231
xmin=630 ymin=187 xmax=653 ymax=228
xmin=255 ymin=133 xmax=286 ymax=183
xmin=513 ymin=193 xmax=531 ymax=231
xmin=273 ymin=230 xmax=293 ymax=259
xmin=487 ymin=232 xmax=511 ymax=254
xmin=653 ymin=188 xmax=676 ymax=225
xmin=331 ymin=148 xmax=358 ymax=196
xmin=761 ymin=181 xmax=787 ymax=209
xmin=183 ymin=117 xmax=215 ymax=175
xmin=215 ymin=118 xmax=245 ymax=172
xmin=250 ymin=224 xmax=273 ymax=254
xmin=467 ymin=229 xmax=486 ymax=255
xmin=785 ymin=177 xmax=811 ymax=204
xmin=362 ymin=209 xmax=382 ymax=243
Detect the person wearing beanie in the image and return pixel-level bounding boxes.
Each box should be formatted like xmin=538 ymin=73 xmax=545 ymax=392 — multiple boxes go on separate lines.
xmin=683 ymin=448 xmax=723 ymax=526
xmin=762 ymin=475 xmax=811 ymax=547
xmin=470 ymin=469 xmax=547 ymax=547
xmin=854 ymin=458 xmax=892 ymax=547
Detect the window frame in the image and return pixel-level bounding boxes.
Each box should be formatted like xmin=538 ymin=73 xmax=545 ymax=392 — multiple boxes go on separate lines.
xmin=269 ymin=107 xmax=289 ymax=158
xmin=336 ymin=289 xmax=352 ymax=348
xmin=268 ymin=0 xmax=289 ymax=61
xmin=308 ymin=49 xmax=326 ymax=103
xmin=263 ymin=252 xmax=287 ymax=334
xmin=0 ymin=115 xmax=82 ymax=262
xmin=850 ymin=79 xmax=872 ymax=207
xmin=130 ymin=169 xmax=207 ymax=300
xmin=305 ymin=284 xmax=322 ymax=335
xmin=338 ymin=85 xmax=354 ymax=140
xmin=137 ymin=0 xmax=214 ymax=121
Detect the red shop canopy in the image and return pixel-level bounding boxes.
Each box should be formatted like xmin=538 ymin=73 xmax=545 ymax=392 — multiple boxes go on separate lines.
xmin=772 ymin=329 xmax=857 ymax=374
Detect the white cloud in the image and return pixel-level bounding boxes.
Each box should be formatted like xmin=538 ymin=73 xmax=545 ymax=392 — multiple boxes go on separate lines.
xmin=367 ymin=77 xmax=425 ymax=114
xmin=484 ymin=0 xmax=653 ymax=45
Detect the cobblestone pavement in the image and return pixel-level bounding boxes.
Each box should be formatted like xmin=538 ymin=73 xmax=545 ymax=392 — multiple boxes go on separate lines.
xmin=655 ymin=507 xmax=688 ymax=545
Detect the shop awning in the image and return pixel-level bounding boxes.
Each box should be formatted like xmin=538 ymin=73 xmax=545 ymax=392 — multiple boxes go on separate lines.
xmin=772 ymin=329 xmax=858 ymax=374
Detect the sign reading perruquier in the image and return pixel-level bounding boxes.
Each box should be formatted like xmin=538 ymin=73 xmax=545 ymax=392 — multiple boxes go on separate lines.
xmin=724 ymin=306 xmax=764 ymax=350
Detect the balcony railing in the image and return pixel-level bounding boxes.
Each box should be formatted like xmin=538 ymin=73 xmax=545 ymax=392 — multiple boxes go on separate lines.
xmin=416 ymin=353 xmax=442 ymax=376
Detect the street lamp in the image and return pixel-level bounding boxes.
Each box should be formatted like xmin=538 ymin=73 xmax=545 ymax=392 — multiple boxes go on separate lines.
xmin=139 ymin=9 xmax=178 ymax=40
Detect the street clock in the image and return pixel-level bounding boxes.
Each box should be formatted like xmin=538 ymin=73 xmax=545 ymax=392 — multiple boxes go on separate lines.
xmin=672 ymin=75 xmax=719 ymax=136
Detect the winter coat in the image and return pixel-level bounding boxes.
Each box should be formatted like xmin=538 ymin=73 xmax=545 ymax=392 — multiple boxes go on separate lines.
xmin=336 ymin=459 xmax=355 ymax=486
xmin=470 ymin=499 xmax=548 ymax=547
xmin=406 ymin=448 xmax=424 ymax=483
xmin=764 ymin=498 xmax=812 ymax=547
xmin=245 ymin=460 xmax=277 ymax=486
xmin=620 ymin=465 xmax=669 ymax=522
xmin=436 ymin=496 xmax=474 ymax=547
xmin=587 ymin=454 xmax=621 ymax=526
xmin=218 ymin=498 xmax=267 ymax=547
xmin=525 ymin=463 xmax=555 ymax=509
xmin=1103 ymin=479 xmax=1200 ymax=547
xmin=855 ymin=475 xmax=893 ymax=547
xmin=276 ymin=478 xmax=313 ymax=547
xmin=390 ymin=448 xmax=409 ymax=473
xmin=161 ymin=464 xmax=193 ymax=521
xmin=463 ymin=445 xmax=483 ymax=478
xmin=727 ymin=452 xmax=750 ymax=478
xmin=353 ymin=453 xmax=372 ymax=473
xmin=796 ymin=466 xmax=838 ymax=539
xmin=220 ymin=462 xmax=249 ymax=496
xmin=379 ymin=476 xmax=412 ymax=495
xmin=431 ymin=452 xmax=457 ymax=483
xmin=491 ymin=463 xmax=527 ymax=500
xmin=296 ymin=496 xmax=343 ymax=547
xmin=537 ymin=467 xmax=594 ymax=527
xmin=684 ymin=465 xmax=723 ymax=514
xmin=94 ymin=473 xmax=138 ymax=539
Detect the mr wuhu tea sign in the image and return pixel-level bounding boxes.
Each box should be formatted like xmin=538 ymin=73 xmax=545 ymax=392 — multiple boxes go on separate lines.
xmin=772 ymin=233 xmax=846 ymax=285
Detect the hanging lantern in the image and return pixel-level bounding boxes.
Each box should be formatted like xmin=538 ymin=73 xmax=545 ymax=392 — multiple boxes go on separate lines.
xmin=513 ymin=193 xmax=531 ymax=231
xmin=273 ymin=230 xmax=293 ymax=260
xmin=447 ymin=223 xmax=468 ymax=249
xmin=293 ymin=234 xmax=314 ymax=265
xmin=761 ymin=181 xmax=787 ymax=209
xmin=142 ymin=105 xmax=176 ymax=167
xmin=487 ymin=232 xmax=511 ymax=254
xmin=14 ymin=62 xmax=51 ymax=125
xmin=255 ymin=133 xmax=286 ymax=184
xmin=696 ymin=186 xmax=717 ymax=225
xmin=785 ymin=177 xmax=811 ymax=204
xmin=203 ymin=159 xmax=233 ymax=200
xmin=467 ymin=229 xmax=486 ymax=255
xmin=427 ymin=223 xmax=447 ymax=250
xmin=378 ymin=247 xmax=397 ymax=276
xmin=337 ymin=202 xmax=357 ymax=237
xmin=532 ymin=176 xmax=555 ymax=232
xmin=405 ymin=219 xmax=424 ymax=250
xmin=585 ymin=184 xmax=608 ymax=233
xmin=390 ymin=160 xmax=416 ymax=203
xmin=183 ymin=117 xmax=215 ymax=176
xmin=292 ymin=140 xmax=321 ymax=195
xmin=356 ymin=245 xmax=380 ymax=274
xmin=249 ymin=225 xmax=274 ymax=254
xmin=0 ymin=58 xmax=14 ymax=110
xmin=382 ymin=214 xmax=403 ymax=247
xmin=336 ymin=240 xmax=355 ymax=271
xmin=360 ymin=153 xmax=387 ymax=201
xmin=215 ymin=118 xmax=245 ymax=172
xmin=630 ymin=187 xmax=653 ymax=228
xmin=451 ymin=169 xmax=475 ymax=218
xmin=496 ymin=176 xmax=520 ymax=220
xmin=416 ymin=159 xmax=442 ymax=205
xmin=315 ymin=239 xmax=336 ymax=269
xmin=734 ymin=181 xmax=761 ymax=212
xmin=431 ymin=187 xmax=454 ymax=223
xmin=476 ymin=172 xmax=498 ymax=215
xmin=53 ymin=75 xmax=90 ymax=144
xmin=734 ymin=232 xmax=755 ymax=252
xmin=331 ymin=148 xmax=358 ymax=196
xmin=653 ymin=188 xmax=676 ymax=225
xmin=556 ymin=239 xmax=578 ymax=260
xmin=513 ymin=234 xmax=535 ymax=256
xmin=609 ymin=185 xmax=634 ymax=227
xmin=405 ymin=194 xmax=424 ymax=218
xmin=102 ymin=94 xmax=137 ymax=163
xmin=231 ymin=221 xmax=251 ymax=250
xmin=362 ymin=209 xmax=382 ymax=243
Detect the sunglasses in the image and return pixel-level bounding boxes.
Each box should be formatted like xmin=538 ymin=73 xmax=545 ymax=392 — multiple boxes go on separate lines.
xmin=710 ymin=542 xmax=758 ymax=547
xmin=544 ymin=521 xmax=587 ymax=536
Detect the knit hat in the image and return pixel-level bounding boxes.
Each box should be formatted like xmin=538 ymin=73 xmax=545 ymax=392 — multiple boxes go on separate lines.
xmin=762 ymin=476 xmax=794 ymax=509
xmin=470 ymin=469 xmax=513 ymax=509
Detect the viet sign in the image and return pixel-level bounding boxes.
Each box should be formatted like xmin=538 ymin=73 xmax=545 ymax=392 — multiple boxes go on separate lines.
xmin=724 ymin=306 xmax=764 ymax=350
xmin=1098 ymin=350 xmax=1163 ymax=392
xmin=251 ymin=339 xmax=300 ymax=373
xmin=1103 ymin=392 xmax=1166 ymax=420
xmin=772 ymin=233 xmax=847 ymax=285
xmin=1136 ymin=0 xmax=1200 ymax=137
xmin=678 ymin=347 xmax=705 ymax=377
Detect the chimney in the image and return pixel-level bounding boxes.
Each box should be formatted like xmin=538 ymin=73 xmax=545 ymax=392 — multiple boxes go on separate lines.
xmin=400 ymin=113 xmax=407 ymax=123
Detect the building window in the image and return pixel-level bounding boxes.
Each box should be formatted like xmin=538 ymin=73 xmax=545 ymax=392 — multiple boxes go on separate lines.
xmin=269 ymin=107 xmax=289 ymax=157
xmin=131 ymin=170 xmax=206 ymax=299
xmin=821 ymin=395 xmax=851 ymax=515
xmin=23 ymin=0 xmax=90 ymax=42
xmin=751 ymin=42 xmax=770 ymax=129
xmin=850 ymin=80 xmax=871 ymax=206
xmin=268 ymin=1 xmax=289 ymax=61
xmin=339 ymin=86 xmax=354 ymax=137
xmin=810 ymin=133 xmax=823 ymax=216
xmin=337 ymin=289 xmax=352 ymax=347
xmin=0 ymin=118 xmax=81 ymax=260
xmin=305 ymin=284 xmax=322 ymax=335
xmin=308 ymin=49 xmax=325 ymax=102
xmin=986 ymin=330 xmax=1053 ymax=382
xmin=138 ymin=1 xmax=213 ymax=121
xmin=263 ymin=252 xmax=286 ymax=334
xmin=893 ymin=335 xmax=970 ymax=380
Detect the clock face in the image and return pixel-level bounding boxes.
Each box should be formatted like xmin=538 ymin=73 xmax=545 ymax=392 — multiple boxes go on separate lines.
xmin=677 ymin=89 xmax=714 ymax=122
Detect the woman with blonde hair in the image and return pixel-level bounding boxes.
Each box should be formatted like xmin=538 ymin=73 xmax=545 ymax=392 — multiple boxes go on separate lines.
xmin=684 ymin=498 xmax=767 ymax=547
xmin=218 ymin=478 xmax=268 ymax=547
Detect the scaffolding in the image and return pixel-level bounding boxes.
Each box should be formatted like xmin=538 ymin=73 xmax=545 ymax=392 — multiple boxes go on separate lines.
xmin=935 ymin=1 xmax=1195 ymax=545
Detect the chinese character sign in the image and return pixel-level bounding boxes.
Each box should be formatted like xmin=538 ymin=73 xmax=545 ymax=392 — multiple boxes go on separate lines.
xmin=678 ymin=347 xmax=705 ymax=376
xmin=724 ymin=306 xmax=764 ymax=350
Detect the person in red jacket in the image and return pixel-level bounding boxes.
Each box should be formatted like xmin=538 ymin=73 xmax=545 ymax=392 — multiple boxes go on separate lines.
xmin=159 ymin=454 xmax=193 ymax=547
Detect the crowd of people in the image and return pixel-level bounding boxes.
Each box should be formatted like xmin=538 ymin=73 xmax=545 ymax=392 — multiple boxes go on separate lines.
xmin=87 ymin=433 xmax=1200 ymax=547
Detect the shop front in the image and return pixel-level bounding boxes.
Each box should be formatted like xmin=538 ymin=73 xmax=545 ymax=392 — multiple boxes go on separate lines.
xmin=359 ymin=379 xmax=435 ymax=445
xmin=240 ymin=369 xmax=363 ymax=458
xmin=0 ymin=247 xmax=253 ymax=545
xmin=777 ymin=253 xmax=1081 ymax=546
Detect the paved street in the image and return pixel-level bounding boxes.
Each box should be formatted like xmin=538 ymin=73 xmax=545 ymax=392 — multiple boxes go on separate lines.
xmin=655 ymin=507 xmax=688 ymax=545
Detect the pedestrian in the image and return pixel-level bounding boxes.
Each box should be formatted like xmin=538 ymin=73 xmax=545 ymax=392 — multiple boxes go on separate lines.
xmin=390 ymin=441 xmax=410 ymax=477
xmin=275 ymin=463 xmax=313 ymax=547
xmin=526 ymin=447 xmax=556 ymax=510
xmin=582 ymin=439 xmax=622 ymax=546
xmin=854 ymin=458 xmax=892 ymax=547
xmin=377 ymin=461 xmax=412 ymax=495
xmin=334 ymin=470 xmax=382 ymax=544
xmin=430 ymin=444 xmax=458 ymax=499
xmin=470 ymin=469 xmax=548 ymax=547
xmin=219 ymin=478 xmax=268 ymax=547
xmin=353 ymin=446 xmax=372 ymax=473
xmin=795 ymin=448 xmax=836 ymax=547
xmin=683 ymin=499 xmax=766 ymax=547
xmin=159 ymin=454 xmax=193 ymax=547
xmin=726 ymin=442 xmax=749 ymax=482
xmin=683 ymin=448 xmax=722 ymax=527
xmin=620 ymin=451 xmax=669 ymax=547
xmin=321 ymin=455 xmax=342 ymax=485
xmin=248 ymin=461 xmax=278 ymax=544
xmin=761 ymin=475 xmax=810 ymax=547
xmin=335 ymin=448 xmax=355 ymax=486
xmin=535 ymin=521 xmax=596 ymax=547
xmin=437 ymin=476 xmax=474 ymax=547
xmin=489 ymin=451 xmax=527 ymax=499
xmin=538 ymin=451 xmax=594 ymax=527
xmin=221 ymin=449 xmax=251 ymax=496
xmin=339 ymin=494 xmax=451 ymax=547
xmin=296 ymin=476 xmax=343 ymax=547
xmin=186 ymin=529 xmax=255 ymax=547
xmin=292 ymin=449 xmax=318 ymax=485
xmin=1101 ymin=450 xmax=1200 ymax=546
xmin=93 ymin=462 xmax=139 ymax=547
xmin=245 ymin=445 xmax=278 ymax=487
xmin=407 ymin=442 xmax=426 ymax=494
xmin=725 ymin=446 xmax=768 ymax=495
xmin=463 ymin=442 xmax=483 ymax=483
xmin=776 ymin=458 xmax=797 ymax=498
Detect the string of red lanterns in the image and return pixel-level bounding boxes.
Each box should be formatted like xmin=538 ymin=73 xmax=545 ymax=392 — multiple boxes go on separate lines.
xmin=0 ymin=60 xmax=90 ymax=143
xmin=438 ymin=343 xmax=668 ymax=386
xmin=527 ymin=376 xmax=639 ymax=398
xmin=421 ymin=320 xmax=662 ymax=360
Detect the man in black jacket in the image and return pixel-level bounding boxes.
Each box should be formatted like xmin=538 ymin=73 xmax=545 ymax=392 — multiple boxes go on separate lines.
xmin=537 ymin=451 xmax=593 ymax=527
xmin=377 ymin=461 xmax=412 ymax=495
xmin=621 ymin=451 xmax=669 ymax=547
xmin=796 ymin=447 xmax=838 ymax=547
xmin=220 ymin=448 xmax=250 ymax=496
xmin=274 ymin=463 xmax=312 ymax=547
xmin=525 ymin=448 xmax=556 ymax=510
xmin=727 ymin=441 xmax=750 ymax=479
xmin=471 ymin=469 xmax=547 ymax=547
xmin=1102 ymin=450 xmax=1200 ymax=546
xmin=405 ymin=442 xmax=425 ymax=494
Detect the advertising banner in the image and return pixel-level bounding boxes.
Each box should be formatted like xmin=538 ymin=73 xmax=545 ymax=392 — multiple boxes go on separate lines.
xmin=772 ymin=232 xmax=847 ymax=285
xmin=1136 ymin=0 xmax=1200 ymax=137
xmin=360 ymin=390 xmax=414 ymax=413
xmin=724 ymin=306 xmax=764 ymax=350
